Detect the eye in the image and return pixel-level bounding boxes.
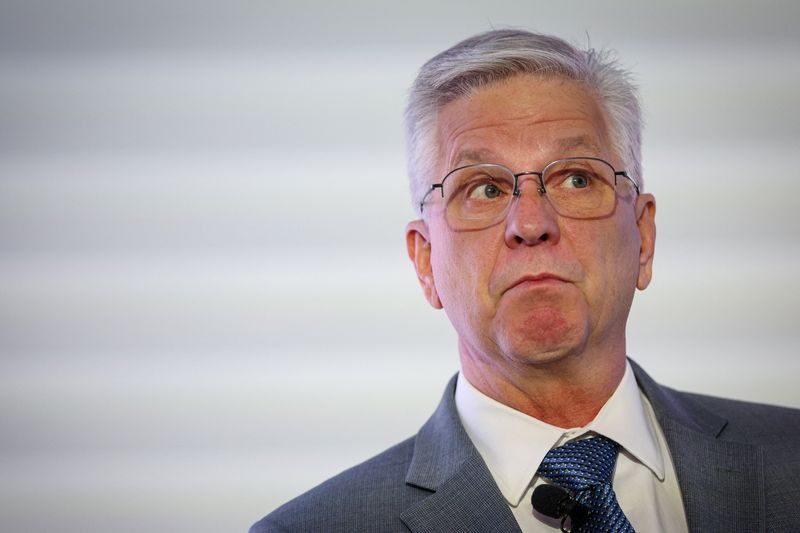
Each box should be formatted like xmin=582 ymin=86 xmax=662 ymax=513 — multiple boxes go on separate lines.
xmin=561 ymin=172 xmax=591 ymax=189
xmin=468 ymin=181 xmax=504 ymax=200
xmin=446 ymin=165 xmax=514 ymax=206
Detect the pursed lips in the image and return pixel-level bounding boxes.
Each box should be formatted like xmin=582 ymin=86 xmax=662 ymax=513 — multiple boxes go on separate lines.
xmin=505 ymin=273 xmax=570 ymax=293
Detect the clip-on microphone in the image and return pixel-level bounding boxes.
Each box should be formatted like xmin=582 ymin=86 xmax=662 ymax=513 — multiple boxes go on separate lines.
xmin=531 ymin=484 xmax=589 ymax=532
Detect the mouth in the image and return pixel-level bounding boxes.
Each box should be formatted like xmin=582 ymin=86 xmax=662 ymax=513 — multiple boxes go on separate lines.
xmin=507 ymin=273 xmax=569 ymax=292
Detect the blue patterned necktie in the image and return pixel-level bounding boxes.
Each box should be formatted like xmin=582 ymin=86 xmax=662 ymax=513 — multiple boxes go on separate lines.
xmin=536 ymin=435 xmax=635 ymax=532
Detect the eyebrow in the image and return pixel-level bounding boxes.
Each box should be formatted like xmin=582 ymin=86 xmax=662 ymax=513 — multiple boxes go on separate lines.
xmin=555 ymin=135 xmax=603 ymax=154
xmin=451 ymin=148 xmax=498 ymax=168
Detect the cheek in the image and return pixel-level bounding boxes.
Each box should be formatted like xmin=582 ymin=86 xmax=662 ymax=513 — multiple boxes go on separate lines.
xmin=593 ymin=226 xmax=641 ymax=308
xmin=429 ymin=237 xmax=466 ymax=310
xmin=430 ymin=232 xmax=498 ymax=312
xmin=612 ymin=220 xmax=643 ymax=283
xmin=568 ymin=221 xmax=640 ymax=301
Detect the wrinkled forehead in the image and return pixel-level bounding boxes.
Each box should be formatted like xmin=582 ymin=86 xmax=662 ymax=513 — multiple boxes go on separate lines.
xmin=433 ymin=74 xmax=614 ymax=173
xmin=450 ymin=136 xmax=605 ymax=168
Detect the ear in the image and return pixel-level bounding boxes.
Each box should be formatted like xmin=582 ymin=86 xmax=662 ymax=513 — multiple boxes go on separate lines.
xmin=635 ymin=193 xmax=656 ymax=290
xmin=406 ymin=219 xmax=443 ymax=309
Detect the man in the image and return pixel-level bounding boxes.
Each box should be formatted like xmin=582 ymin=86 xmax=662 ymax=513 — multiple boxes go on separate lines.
xmin=251 ymin=29 xmax=800 ymax=532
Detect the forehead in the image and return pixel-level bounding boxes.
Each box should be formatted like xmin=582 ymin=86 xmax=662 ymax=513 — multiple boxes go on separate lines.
xmin=436 ymin=74 xmax=613 ymax=170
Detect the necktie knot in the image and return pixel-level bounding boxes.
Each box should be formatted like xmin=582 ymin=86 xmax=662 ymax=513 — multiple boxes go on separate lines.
xmin=535 ymin=435 xmax=635 ymax=532
xmin=537 ymin=435 xmax=620 ymax=490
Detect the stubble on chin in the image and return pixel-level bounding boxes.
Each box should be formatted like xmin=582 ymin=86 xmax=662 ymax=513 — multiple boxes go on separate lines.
xmin=491 ymin=290 xmax=588 ymax=366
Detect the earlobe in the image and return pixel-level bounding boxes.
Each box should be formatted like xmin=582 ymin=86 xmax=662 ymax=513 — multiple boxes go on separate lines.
xmin=635 ymin=193 xmax=656 ymax=290
xmin=406 ymin=219 xmax=443 ymax=309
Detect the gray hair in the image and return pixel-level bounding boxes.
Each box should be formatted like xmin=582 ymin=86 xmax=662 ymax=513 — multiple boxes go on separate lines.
xmin=405 ymin=29 xmax=643 ymax=216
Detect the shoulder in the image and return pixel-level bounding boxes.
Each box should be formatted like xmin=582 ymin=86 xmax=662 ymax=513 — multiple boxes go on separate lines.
xmin=249 ymin=436 xmax=428 ymax=533
xmin=672 ymin=388 xmax=800 ymax=445
xmin=631 ymin=358 xmax=800 ymax=444
xmin=676 ymin=391 xmax=800 ymax=526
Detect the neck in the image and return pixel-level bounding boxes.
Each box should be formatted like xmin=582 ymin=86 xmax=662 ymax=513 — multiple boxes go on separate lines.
xmin=459 ymin=342 xmax=627 ymax=428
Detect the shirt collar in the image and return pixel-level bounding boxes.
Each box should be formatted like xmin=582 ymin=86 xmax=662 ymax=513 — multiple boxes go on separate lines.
xmin=455 ymin=360 xmax=665 ymax=507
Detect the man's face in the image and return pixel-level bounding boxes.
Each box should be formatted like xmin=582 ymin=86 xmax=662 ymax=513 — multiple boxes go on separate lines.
xmin=407 ymin=74 xmax=656 ymax=372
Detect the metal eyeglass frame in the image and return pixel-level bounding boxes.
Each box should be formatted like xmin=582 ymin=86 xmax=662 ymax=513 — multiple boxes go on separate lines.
xmin=419 ymin=156 xmax=640 ymax=215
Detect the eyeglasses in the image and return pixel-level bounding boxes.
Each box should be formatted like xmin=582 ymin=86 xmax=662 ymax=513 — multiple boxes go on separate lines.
xmin=420 ymin=157 xmax=639 ymax=229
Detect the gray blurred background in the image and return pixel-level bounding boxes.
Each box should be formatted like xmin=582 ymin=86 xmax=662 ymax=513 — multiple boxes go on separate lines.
xmin=1 ymin=1 xmax=798 ymax=532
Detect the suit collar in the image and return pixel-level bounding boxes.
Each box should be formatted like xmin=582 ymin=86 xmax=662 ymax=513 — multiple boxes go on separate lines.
xmin=630 ymin=359 xmax=765 ymax=532
xmin=404 ymin=375 xmax=473 ymax=491
xmin=630 ymin=359 xmax=727 ymax=437
xmin=401 ymin=375 xmax=522 ymax=533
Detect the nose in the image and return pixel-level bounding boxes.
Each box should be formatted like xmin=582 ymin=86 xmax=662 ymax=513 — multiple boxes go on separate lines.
xmin=503 ymin=178 xmax=561 ymax=247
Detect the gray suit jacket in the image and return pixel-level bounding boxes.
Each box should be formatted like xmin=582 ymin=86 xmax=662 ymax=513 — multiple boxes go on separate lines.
xmin=251 ymin=360 xmax=800 ymax=532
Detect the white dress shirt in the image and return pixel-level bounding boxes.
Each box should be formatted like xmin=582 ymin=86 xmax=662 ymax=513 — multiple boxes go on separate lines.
xmin=455 ymin=361 xmax=689 ymax=532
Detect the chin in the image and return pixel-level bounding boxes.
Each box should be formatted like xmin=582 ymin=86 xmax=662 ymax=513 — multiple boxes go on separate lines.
xmin=495 ymin=307 xmax=588 ymax=365
xmin=506 ymin=342 xmax=585 ymax=367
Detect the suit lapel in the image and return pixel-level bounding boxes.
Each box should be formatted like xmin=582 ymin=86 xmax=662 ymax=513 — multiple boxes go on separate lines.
xmin=631 ymin=360 xmax=765 ymax=532
xmin=400 ymin=375 xmax=521 ymax=533
xmin=400 ymin=454 xmax=521 ymax=533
